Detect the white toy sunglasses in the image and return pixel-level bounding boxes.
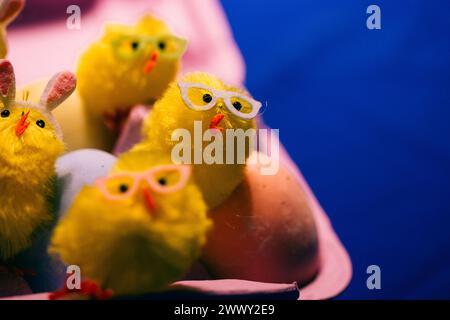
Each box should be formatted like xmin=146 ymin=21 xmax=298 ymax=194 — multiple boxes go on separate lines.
xmin=178 ymin=82 xmax=262 ymax=120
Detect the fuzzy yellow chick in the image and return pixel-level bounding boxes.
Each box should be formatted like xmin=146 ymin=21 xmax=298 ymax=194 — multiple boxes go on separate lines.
xmin=49 ymin=148 xmax=211 ymax=297
xmin=0 ymin=0 xmax=24 ymax=58
xmin=142 ymin=72 xmax=261 ymax=209
xmin=0 ymin=60 xmax=76 ymax=261
xmin=77 ymin=15 xmax=186 ymax=136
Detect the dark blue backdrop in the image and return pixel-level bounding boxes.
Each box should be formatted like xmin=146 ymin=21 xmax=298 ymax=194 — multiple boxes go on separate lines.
xmin=221 ymin=0 xmax=450 ymax=299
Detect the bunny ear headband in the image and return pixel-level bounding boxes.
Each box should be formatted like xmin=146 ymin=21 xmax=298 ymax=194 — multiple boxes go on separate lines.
xmin=0 ymin=59 xmax=76 ymax=139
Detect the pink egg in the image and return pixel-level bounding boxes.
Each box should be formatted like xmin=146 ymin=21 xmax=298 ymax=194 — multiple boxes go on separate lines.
xmin=202 ymin=160 xmax=320 ymax=285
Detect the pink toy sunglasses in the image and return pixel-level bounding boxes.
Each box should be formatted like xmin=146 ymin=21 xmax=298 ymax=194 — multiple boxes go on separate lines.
xmin=95 ymin=164 xmax=191 ymax=201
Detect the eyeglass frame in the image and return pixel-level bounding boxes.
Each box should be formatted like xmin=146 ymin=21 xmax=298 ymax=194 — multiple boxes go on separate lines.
xmin=95 ymin=164 xmax=191 ymax=201
xmin=111 ymin=34 xmax=187 ymax=61
xmin=177 ymin=82 xmax=262 ymax=120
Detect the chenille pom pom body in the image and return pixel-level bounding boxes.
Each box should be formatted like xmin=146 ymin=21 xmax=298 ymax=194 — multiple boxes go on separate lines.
xmin=50 ymin=149 xmax=211 ymax=297
xmin=0 ymin=60 xmax=76 ymax=261
xmin=77 ymin=15 xmax=184 ymax=118
xmin=142 ymin=72 xmax=257 ymax=209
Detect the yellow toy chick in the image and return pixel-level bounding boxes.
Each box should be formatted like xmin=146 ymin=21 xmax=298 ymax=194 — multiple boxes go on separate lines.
xmin=49 ymin=149 xmax=211 ymax=297
xmin=0 ymin=0 xmax=24 ymax=58
xmin=0 ymin=59 xmax=76 ymax=261
xmin=142 ymin=72 xmax=262 ymax=209
xmin=78 ymin=15 xmax=186 ymax=148
xmin=78 ymin=15 xmax=186 ymax=120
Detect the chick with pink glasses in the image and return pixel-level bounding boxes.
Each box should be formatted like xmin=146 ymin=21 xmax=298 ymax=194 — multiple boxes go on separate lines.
xmin=49 ymin=152 xmax=212 ymax=297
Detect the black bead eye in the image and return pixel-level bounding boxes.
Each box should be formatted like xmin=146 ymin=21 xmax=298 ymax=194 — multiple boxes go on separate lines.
xmin=119 ymin=184 xmax=129 ymax=193
xmin=1 ymin=109 xmax=10 ymax=118
xmin=158 ymin=178 xmax=167 ymax=186
xmin=131 ymin=41 xmax=139 ymax=50
xmin=36 ymin=120 xmax=45 ymax=128
xmin=232 ymin=101 xmax=242 ymax=111
xmin=158 ymin=41 xmax=166 ymax=50
xmin=203 ymin=94 xmax=213 ymax=103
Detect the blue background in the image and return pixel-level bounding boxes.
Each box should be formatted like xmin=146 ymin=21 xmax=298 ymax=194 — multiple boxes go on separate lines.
xmin=222 ymin=0 xmax=450 ymax=299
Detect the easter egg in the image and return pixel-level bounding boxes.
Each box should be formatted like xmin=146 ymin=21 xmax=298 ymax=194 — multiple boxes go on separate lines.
xmin=56 ymin=149 xmax=118 ymax=215
xmin=201 ymin=153 xmax=320 ymax=285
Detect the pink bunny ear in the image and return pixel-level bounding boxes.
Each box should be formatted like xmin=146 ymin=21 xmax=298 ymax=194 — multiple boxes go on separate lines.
xmin=0 ymin=0 xmax=25 ymax=25
xmin=40 ymin=71 xmax=76 ymax=111
xmin=0 ymin=59 xmax=15 ymax=105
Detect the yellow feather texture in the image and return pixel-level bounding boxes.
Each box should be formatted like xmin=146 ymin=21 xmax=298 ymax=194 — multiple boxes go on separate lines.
xmin=142 ymin=72 xmax=257 ymax=209
xmin=49 ymin=149 xmax=211 ymax=296
xmin=0 ymin=106 xmax=64 ymax=260
xmin=77 ymin=15 xmax=183 ymax=117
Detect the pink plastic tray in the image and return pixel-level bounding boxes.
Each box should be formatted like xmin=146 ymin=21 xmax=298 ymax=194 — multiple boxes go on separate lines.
xmin=3 ymin=0 xmax=352 ymax=300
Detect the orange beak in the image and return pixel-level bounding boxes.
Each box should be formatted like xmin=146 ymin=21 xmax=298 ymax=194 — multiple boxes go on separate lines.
xmin=209 ymin=113 xmax=225 ymax=131
xmin=143 ymin=51 xmax=158 ymax=74
xmin=15 ymin=111 xmax=31 ymax=137
xmin=142 ymin=187 xmax=156 ymax=214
